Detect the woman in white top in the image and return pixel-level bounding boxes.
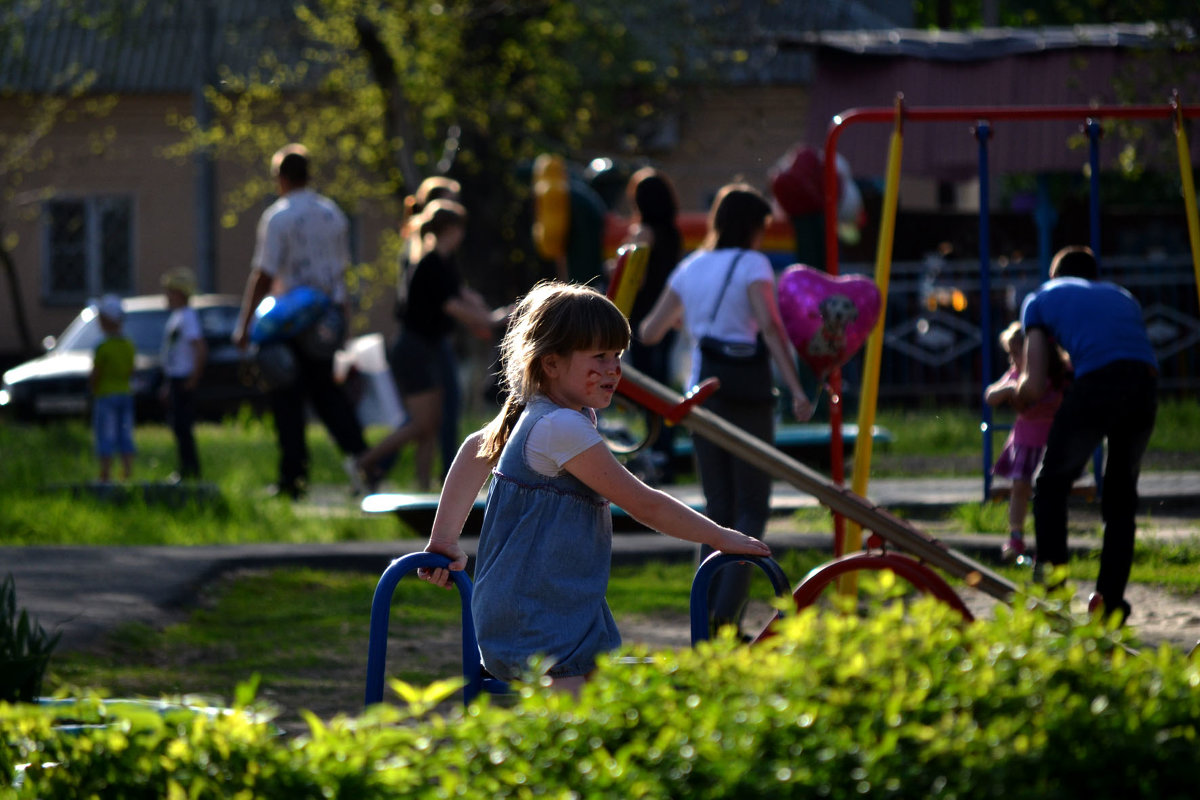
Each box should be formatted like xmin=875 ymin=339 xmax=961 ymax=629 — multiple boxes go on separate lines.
xmin=639 ymin=182 xmax=813 ymax=637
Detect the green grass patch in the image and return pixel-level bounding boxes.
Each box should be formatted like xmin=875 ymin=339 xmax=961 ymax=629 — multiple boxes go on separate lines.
xmin=0 ymin=418 xmax=419 ymax=546
xmin=873 ymin=397 xmax=1197 ymax=458
xmin=1148 ymin=398 xmax=1200 ymax=453
xmin=872 ymin=406 xmax=983 ymax=456
xmin=993 ymin=534 xmax=1200 ymax=595
xmin=49 ymin=551 xmax=836 ymax=701
xmin=950 ymin=499 xmax=1016 ymax=534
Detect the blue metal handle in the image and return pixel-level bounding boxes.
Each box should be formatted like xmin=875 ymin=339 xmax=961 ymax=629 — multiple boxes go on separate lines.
xmin=689 ymin=553 xmax=792 ymax=645
xmin=364 ymin=552 xmax=504 ymax=707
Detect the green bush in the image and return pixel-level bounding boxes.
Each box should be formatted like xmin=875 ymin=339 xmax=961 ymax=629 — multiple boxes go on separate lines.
xmin=0 ymin=575 xmax=60 ymax=704
xmin=5 ymin=592 xmax=1200 ymax=798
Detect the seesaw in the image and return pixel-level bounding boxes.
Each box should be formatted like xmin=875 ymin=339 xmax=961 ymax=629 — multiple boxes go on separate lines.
xmin=365 ymin=365 xmax=1015 ymax=707
xmin=614 ymin=363 xmax=1018 ymax=606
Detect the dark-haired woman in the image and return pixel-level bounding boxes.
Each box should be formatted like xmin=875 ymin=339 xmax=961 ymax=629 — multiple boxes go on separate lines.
xmin=640 ymin=182 xmax=813 ymax=637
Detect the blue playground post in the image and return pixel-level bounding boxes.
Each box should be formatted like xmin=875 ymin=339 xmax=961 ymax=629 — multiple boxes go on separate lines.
xmin=689 ymin=553 xmax=792 ymax=645
xmin=364 ymin=552 xmax=509 ymax=707
xmin=1086 ymin=119 xmax=1106 ymax=498
xmin=976 ymin=122 xmax=998 ymax=503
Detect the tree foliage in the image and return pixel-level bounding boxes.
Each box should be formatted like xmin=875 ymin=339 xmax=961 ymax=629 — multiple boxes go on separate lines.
xmin=0 ymin=3 xmax=123 ymax=353
xmin=915 ymin=0 xmax=1199 ymax=30
xmin=169 ymin=0 xmax=692 ymax=303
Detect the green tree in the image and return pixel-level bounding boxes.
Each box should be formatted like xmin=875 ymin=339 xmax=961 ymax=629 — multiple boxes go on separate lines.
xmin=170 ymin=0 xmax=692 ymax=305
xmin=0 ymin=4 xmax=126 ymax=354
xmin=916 ymin=1 xmax=1198 ymax=29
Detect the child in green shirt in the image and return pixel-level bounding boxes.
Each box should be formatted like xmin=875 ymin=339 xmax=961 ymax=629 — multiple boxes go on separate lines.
xmin=90 ymin=295 xmax=136 ymax=481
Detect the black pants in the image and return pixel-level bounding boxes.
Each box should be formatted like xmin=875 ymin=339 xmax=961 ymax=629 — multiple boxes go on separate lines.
xmin=271 ymin=340 xmax=366 ymax=491
xmin=1033 ymin=360 xmax=1157 ymax=606
xmin=167 ymin=378 xmax=200 ymax=478
xmin=693 ymin=391 xmax=775 ymax=634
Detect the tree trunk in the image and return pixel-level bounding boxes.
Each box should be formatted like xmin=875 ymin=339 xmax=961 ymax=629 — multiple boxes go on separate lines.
xmin=0 ymin=234 xmax=35 ymax=355
xmin=354 ymin=14 xmax=425 ymax=194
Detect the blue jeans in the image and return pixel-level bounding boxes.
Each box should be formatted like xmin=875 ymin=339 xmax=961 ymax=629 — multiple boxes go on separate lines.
xmin=93 ymin=393 xmax=135 ymax=457
xmin=1033 ymin=360 xmax=1157 ymax=606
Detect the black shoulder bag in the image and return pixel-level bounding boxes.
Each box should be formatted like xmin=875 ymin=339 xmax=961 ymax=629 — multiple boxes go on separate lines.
xmin=696 ymin=251 xmax=774 ymax=401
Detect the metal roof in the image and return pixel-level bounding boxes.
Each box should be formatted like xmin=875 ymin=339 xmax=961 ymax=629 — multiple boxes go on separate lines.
xmin=799 ymin=23 xmax=1183 ymax=62
xmin=1 ymin=0 xmax=913 ymax=94
xmin=0 ymin=0 xmax=311 ymax=94
xmin=802 ymin=37 xmax=1200 ymax=179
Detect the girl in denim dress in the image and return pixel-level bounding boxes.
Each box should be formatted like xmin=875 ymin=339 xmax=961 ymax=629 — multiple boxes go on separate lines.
xmin=419 ymin=282 xmax=771 ymax=694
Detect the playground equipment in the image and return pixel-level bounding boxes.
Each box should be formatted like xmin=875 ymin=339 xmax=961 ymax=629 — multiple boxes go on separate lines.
xmin=614 ymin=364 xmax=1016 ymax=605
xmin=365 ymin=551 xmax=795 ymax=707
xmin=365 ymin=363 xmax=1015 ymax=707
xmin=366 ymin=544 xmax=968 ymax=708
xmin=819 ymin=96 xmax=1200 ymax=531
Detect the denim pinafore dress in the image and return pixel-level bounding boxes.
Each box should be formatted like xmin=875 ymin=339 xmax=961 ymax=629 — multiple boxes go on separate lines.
xmin=472 ymin=397 xmax=621 ymax=681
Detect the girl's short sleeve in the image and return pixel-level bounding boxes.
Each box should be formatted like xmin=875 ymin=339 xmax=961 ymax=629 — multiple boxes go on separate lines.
xmin=525 ymin=407 xmax=605 ymax=477
xmin=742 ymin=250 xmax=774 ymax=285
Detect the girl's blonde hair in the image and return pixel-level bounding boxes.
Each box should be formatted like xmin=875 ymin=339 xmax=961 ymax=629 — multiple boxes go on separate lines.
xmin=999 ymin=319 xmax=1070 ymax=389
xmin=999 ymin=320 xmax=1024 ymax=355
xmin=479 ymin=282 xmax=630 ymax=462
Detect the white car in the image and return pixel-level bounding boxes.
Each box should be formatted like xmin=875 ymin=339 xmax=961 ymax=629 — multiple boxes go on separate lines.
xmin=0 ymin=294 xmax=267 ymax=422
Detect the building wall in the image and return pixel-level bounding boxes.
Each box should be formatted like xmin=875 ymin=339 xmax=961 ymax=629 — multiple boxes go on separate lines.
xmin=0 ymin=94 xmax=396 ymax=359
xmin=649 ymin=84 xmax=812 ymax=213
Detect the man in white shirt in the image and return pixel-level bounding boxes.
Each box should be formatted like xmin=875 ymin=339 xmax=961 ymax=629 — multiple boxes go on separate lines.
xmin=234 ymin=143 xmax=367 ymax=499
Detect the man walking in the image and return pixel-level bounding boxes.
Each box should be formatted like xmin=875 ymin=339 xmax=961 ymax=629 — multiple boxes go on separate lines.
xmin=1018 ymin=246 xmax=1158 ymax=623
xmin=234 ymin=143 xmax=367 ymax=499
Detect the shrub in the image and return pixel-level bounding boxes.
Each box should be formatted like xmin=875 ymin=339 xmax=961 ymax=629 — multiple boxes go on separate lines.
xmin=4 ymin=591 xmax=1200 ymax=798
xmin=0 ymin=575 xmax=60 ymax=704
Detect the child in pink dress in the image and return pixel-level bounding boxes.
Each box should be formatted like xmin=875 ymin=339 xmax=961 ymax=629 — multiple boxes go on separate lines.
xmin=985 ymin=321 xmax=1067 ymax=561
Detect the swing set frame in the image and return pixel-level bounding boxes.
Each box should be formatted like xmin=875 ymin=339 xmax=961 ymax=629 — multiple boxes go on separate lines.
xmin=821 ymin=94 xmax=1200 ymax=552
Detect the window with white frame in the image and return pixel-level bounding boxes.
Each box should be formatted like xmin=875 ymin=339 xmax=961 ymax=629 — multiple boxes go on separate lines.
xmin=43 ymin=195 xmax=133 ymax=303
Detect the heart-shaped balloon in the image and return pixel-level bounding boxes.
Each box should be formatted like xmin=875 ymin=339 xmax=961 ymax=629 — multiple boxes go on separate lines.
xmin=777 ymin=265 xmax=882 ymax=379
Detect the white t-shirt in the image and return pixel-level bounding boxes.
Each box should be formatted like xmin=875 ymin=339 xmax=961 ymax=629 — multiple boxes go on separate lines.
xmin=524 ymin=399 xmax=604 ymax=477
xmin=666 ymin=247 xmax=775 ymax=386
xmin=252 ymin=188 xmax=350 ymax=304
xmin=161 ymin=306 xmax=203 ymax=379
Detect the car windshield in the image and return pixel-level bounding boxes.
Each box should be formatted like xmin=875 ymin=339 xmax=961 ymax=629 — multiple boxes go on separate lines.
xmin=56 ymin=309 xmax=172 ymax=356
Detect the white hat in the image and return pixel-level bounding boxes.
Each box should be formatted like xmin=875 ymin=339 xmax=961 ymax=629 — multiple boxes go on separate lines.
xmin=98 ymin=294 xmax=124 ymax=321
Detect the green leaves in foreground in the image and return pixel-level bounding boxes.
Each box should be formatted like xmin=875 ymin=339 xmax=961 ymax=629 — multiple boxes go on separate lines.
xmin=6 ymin=597 xmax=1200 ymax=798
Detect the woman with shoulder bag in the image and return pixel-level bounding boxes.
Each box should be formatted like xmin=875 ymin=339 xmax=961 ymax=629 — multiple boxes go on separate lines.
xmin=639 ymin=182 xmax=814 ymax=638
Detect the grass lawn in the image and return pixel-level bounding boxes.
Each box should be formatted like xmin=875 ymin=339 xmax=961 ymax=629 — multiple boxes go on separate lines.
xmin=0 ymin=416 xmax=420 ymax=546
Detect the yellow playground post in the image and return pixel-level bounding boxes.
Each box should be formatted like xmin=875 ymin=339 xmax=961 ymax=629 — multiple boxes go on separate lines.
xmin=839 ymin=96 xmax=904 ymax=597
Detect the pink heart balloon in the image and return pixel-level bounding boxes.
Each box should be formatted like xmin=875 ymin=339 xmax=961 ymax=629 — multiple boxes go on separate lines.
xmin=777 ymin=264 xmax=882 ymax=379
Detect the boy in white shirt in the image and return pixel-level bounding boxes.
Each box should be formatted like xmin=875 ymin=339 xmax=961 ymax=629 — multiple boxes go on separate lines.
xmin=160 ymin=267 xmax=207 ymax=480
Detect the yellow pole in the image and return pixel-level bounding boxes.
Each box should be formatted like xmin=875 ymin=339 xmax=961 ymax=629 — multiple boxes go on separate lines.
xmin=838 ymin=95 xmax=904 ymax=596
xmin=1173 ymin=98 xmax=1200 ymax=312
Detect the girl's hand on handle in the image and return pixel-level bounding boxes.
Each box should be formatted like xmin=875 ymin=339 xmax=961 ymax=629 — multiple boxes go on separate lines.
xmin=711 ymin=527 xmax=772 ymax=558
xmin=418 ymin=539 xmax=469 ymax=589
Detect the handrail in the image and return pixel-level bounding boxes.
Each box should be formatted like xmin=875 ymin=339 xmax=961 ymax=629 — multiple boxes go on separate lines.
xmin=690 ymin=553 xmax=792 ymax=644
